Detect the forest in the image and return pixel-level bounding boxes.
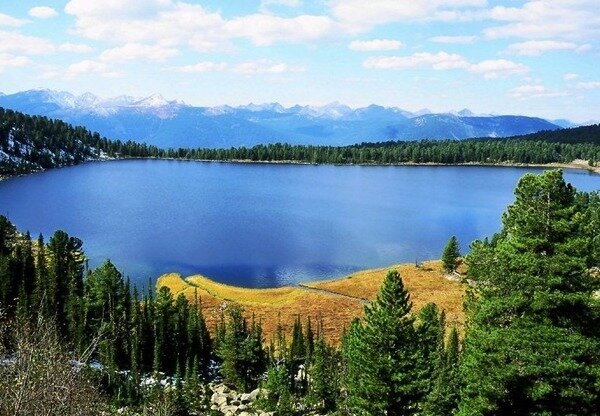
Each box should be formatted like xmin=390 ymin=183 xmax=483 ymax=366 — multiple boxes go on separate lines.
xmin=1 ymin=169 xmax=599 ymax=415
xmin=1 ymin=107 xmax=600 ymax=178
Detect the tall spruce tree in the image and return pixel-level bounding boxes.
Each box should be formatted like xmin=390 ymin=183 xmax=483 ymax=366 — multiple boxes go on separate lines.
xmin=441 ymin=235 xmax=461 ymax=273
xmin=423 ymin=327 xmax=461 ymax=416
xmin=458 ymin=170 xmax=600 ymax=415
xmin=218 ymin=305 xmax=267 ymax=392
xmin=307 ymin=320 xmax=338 ymax=413
xmin=342 ymin=270 xmax=426 ymax=416
xmin=415 ymin=303 xmax=446 ymax=397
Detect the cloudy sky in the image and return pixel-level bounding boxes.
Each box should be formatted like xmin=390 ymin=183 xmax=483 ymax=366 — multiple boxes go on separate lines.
xmin=0 ymin=0 xmax=598 ymax=122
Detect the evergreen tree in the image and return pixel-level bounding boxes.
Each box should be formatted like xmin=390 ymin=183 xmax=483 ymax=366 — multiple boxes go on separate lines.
xmin=218 ymin=305 xmax=267 ymax=392
xmin=304 ymin=316 xmax=315 ymax=361
xmin=153 ymin=286 xmax=175 ymax=374
xmin=261 ymin=363 xmax=294 ymax=415
xmin=441 ymin=235 xmax=461 ymax=273
xmin=423 ymin=327 xmax=461 ymax=416
xmin=32 ymin=234 xmax=48 ymax=314
xmin=415 ymin=303 xmax=446 ymax=396
xmin=47 ymin=230 xmax=84 ymax=339
xmin=290 ymin=315 xmax=306 ymax=361
xmin=307 ymin=321 xmax=338 ymax=413
xmin=342 ymin=270 xmax=425 ymax=416
xmin=458 ymin=170 xmax=600 ymax=415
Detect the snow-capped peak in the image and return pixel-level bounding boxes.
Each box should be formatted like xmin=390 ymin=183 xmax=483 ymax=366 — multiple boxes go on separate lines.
xmin=237 ymin=102 xmax=286 ymax=113
xmin=132 ymin=94 xmax=171 ymax=108
xmin=74 ymin=92 xmax=100 ymax=108
xmin=457 ymin=108 xmax=474 ymax=117
xmin=299 ymin=102 xmax=354 ymax=119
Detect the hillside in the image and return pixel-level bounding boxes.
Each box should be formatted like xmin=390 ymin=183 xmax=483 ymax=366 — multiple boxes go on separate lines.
xmin=157 ymin=261 xmax=465 ymax=343
xmin=2 ymin=107 xmax=599 ymax=179
xmin=0 ymin=89 xmax=561 ymax=148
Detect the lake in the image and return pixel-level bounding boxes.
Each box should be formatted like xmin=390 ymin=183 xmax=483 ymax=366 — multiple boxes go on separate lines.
xmin=0 ymin=160 xmax=598 ymax=288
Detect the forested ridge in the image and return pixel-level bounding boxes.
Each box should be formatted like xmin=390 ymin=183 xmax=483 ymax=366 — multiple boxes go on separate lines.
xmin=1 ymin=170 xmax=599 ymax=415
xmin=2 ymin=107 xmax=600 ymax=178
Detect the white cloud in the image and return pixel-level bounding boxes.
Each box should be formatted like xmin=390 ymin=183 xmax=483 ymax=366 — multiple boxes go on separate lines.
xmin=508 ymin=84 xmax=568 ymax=99
xmin=58 ymin=43 xmax=93 ymax=54
xmin=99 ymin=43 xmax=179 ymax=63
xmin=165 ymin=60 xmax=304 ymax=75
xmin=485 ymin=1 xmax=600 ymax=41
xmin=563 ymin=73 xmax=579 ymax=81
xmin=260 ymin=0 xmax=302 ymax=8
xmin=505 ymin=40 xmax=587 ymax=56
xmin=64 ymin=60 xmax=122 ymax=79
xmin=0 ymin=30 xmax=55 ymax=55
xmin=429 ymin=35 xmax=476 ymax=44
xmin=349 ymin=39 xmax=403 ymax=51
xmin=65 ymin=1 xmax=224 ymax=44
xmin=223 ymin=14 xmax=338 ymax=46
xmin=0 ymin=13 xmax=27 ymax=27
xmin=468 ymin=59 xmax=529 ymax=79
xmin=166 ymin=62 xmax=228 ymax=73
xmin=29 ymin=6 xmax=58 ymax=19
xmin=330 ymin=0 xmax=487 ymax=31
xmin=232 ymin=59 xmax=305 ymax=75
xmin=0 ymin=53 xmax=29 ymax=72
xmin=364 ymin=53 xmax=529 ymax=79
xmin=0 ymin=30 xmax=94 ymax=56
xmin=576 ymin=81 xmax=600 ymax=90
xmin=65 ymin=0 xmax=338 ymax=49
xmin=363 ymin=52 xmax=470 ymax=70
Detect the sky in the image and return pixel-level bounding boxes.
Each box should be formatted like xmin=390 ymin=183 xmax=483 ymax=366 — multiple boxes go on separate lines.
xmin=0 ymin=0 xmax=598 ymax=122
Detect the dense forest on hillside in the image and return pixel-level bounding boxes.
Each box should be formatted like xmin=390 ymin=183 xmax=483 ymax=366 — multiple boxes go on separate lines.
xmin=1 ymin=170 xmax=599 ymax=415
xmin=1 ymin=107 xmax=600 ymax=178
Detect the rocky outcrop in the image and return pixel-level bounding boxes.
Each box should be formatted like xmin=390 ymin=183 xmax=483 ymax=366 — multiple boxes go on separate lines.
xmin=208 ymin=383 xmax=272 ymax=416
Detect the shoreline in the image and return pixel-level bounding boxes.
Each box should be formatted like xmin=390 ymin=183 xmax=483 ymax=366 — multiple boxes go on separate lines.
xmin=2 ymin=157 xmax=599 ymax=183
xmin=157 ymin=260 xmax=466 ymax=342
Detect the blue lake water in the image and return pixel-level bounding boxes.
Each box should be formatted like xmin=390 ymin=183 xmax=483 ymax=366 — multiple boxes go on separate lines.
xmin=0 ymin=160 xmax=598 ymax=288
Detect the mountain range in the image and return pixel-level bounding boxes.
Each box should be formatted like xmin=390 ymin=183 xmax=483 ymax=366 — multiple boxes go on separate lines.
xmin=0 ymin=89 xmax=570 ymax=148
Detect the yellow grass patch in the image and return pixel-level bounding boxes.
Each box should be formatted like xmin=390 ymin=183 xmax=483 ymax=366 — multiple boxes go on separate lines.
xmin=157 ymin=260 xmax=466 ymax=344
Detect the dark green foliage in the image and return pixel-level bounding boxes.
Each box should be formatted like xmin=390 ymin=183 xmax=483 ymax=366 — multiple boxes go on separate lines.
xmin=0 ymin=215 xmax=215 ymax=408
xmin=459 ymin=170 xmax=600 ymax=415
xmin=423 ymin=327 xmax=461 ymax=416
xmin=260 ymin=364 xmax=295 ymax=415
xmin=84 ymin=260 xmax=130 ymax=369
xmin=442 ymin=236 xmax=461 ymax=273
xmin=218 ymin=305 xmax=267 ymax=392
xmin=307 ymin=322 xmax=339 ymax=413
xmin=290 ymin=315 xmax=306 ymax=362
xmin=342 ymin=270 xmax=426 ymax=416
xmin=415 ymin=303 xmax=446 ymax=395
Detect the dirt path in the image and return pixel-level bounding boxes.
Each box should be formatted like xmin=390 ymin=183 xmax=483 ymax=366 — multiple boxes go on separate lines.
xmin=296 ymin=283 xmax=370 ymax=305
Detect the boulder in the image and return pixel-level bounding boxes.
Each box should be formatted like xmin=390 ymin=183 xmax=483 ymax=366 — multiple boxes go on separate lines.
xmin=214 ymin=384 xmax=231 ymax=395
xmin=214 ymin=394 xmax=229 ymax=407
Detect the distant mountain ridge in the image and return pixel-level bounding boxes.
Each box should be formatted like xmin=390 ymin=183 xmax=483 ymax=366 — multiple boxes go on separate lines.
xmin=0 ymin=89 xmax=565 ymax=148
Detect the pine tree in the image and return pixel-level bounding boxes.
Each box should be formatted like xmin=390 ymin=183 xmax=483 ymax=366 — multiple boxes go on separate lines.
xmin=458 ymin=170 xmax=600 ymax=415
xmin=423 ymin=327 xmax=461 ymax=416
xmin=307 ymin=320 xmax=338 ymax=413
xmin=218 ymin=305 xmax=267 ymax=392
xmin=304 ymin=316 xmax=315 ymax=361
xmin=441 ymin=235 xmax=461 ymax=273
xmin=415 ymin=303 xmax=445 ymax=396
xmin=153 ymin=286 xmax=175 ymax=374
xmin=290 ymin=315 xmax=306 ymax=361
xmin=32 ymin=234 xmax=48 ymax=314
xmin=342 ymin=270 xmax=426 ymax=416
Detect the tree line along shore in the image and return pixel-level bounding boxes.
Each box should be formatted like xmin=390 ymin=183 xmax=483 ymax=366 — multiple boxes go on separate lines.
xmin=2 ymin=107 xmax=600 ymax=179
